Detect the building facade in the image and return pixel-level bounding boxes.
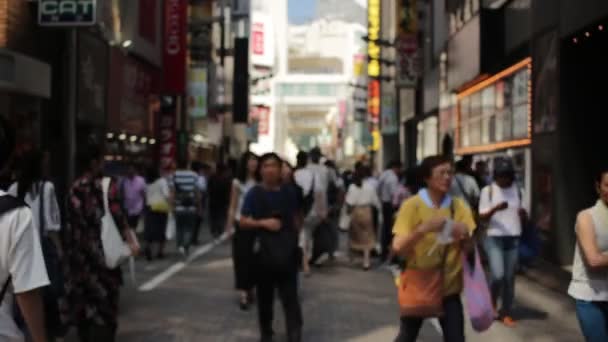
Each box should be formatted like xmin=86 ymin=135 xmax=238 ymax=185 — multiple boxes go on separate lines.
xmin=275 ymin=17 xmax=367 ymax=163
xmin=410 ymin=0 xmax=608 ymax=271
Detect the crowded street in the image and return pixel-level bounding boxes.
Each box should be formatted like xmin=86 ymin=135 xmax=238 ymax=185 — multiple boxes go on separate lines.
xmin=3 ymin=0 xmax=608 ymax=341
xmin=60 ymin=231 xmax=580 ymax=342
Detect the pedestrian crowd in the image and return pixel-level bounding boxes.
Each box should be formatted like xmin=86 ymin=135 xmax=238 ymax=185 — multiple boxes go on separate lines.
xmin=0 ymin=111 xmax=607 ymax=342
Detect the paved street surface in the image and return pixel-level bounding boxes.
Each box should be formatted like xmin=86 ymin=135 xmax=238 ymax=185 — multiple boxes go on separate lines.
xmin=64 ymin=231 xmax=582 ymax=342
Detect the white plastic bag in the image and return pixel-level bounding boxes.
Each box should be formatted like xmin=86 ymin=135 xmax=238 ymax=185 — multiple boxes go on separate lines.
xmin=338 ymin=205 xmax=350 ymax=232
xmin=136 ymin=216 xmax=145 ymax=234
xmin=101 ymin=177 xmax=132 ymax=269
xmin=166 ymin=212 xmax=176 ymax=240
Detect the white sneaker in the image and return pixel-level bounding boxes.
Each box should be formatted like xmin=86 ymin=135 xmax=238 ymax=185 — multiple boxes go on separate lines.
xmin=178 ymin=247 xmax=187 ymax=258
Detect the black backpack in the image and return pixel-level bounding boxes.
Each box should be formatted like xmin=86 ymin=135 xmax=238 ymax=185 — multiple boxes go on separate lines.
xmin=250 ymin=186 xmax=300 ymax=273
xmin=0 ymin=186 xmax=67 ymax=338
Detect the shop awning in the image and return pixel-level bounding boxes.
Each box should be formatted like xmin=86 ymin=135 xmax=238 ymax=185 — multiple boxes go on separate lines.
xmin=0 ymin=49 xmax=51 ymax=99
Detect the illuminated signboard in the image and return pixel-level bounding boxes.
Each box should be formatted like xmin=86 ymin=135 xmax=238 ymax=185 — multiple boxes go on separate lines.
xmin=368 ymin=79 xmax=380 ymax=123
xmin=367 ymin=0 xmax=380 ymax=77
xmin=39 ymin=0 xmax=96 ymax=26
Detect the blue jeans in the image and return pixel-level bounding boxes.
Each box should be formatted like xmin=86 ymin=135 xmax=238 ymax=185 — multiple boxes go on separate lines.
xmin=576 ymin=300 xmax=608 ymax=342
xmin=483 ymin=236 xmax=519 ymax=315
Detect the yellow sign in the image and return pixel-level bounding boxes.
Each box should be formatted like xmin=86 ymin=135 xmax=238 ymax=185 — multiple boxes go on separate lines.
xmin=367 ymin=0 xmax=381 ymax=77
xmin=353 ymin=54 xmax=365 ymax=76
xmin=371 ymin=129 xmax=381 ymax=151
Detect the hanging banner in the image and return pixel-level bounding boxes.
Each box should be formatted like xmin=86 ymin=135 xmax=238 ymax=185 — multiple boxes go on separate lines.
xmin=163 ymin=0 xmax=187 ymax=93
xmin=159 ymin=96 xmax=177 ymax=171
xmin=396 ymin=0 xmax=419 ymax=87
xmin=187 ymin=68 xmax=208 ymax=118
xmin=381 ymin=95 xmax=398 ymax=134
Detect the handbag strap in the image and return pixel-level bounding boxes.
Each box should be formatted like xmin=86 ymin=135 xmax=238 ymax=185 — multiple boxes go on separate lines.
xmin=438 ymin=199 xmax=456 ymax=269
xmin=102 ymin=177 xmax=112 ymax=216
xmin=38 ymin=181 xmax=45 ymax=238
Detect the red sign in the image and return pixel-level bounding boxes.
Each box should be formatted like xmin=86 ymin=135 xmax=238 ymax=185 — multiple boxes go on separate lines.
xmin=252 ymin=22 xmax=264 ymax=55
xmin=163 ymin=0 xmax=187 ymax=93
xmin=159 ymin=96 xmax=177 ymax=171
xmin=368 ymin=80 xmax=380 ymax=123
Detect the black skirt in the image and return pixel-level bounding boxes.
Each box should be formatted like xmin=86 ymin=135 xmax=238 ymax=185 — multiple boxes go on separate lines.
xmin=144 ymin=210 xmax=168 ymax=243
xmin=232 ymin=223 xmax=257 ymax=291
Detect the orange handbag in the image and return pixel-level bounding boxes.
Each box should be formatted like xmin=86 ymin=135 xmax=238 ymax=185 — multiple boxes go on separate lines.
xmin=397 ymin=247 xmax=448 ymax=318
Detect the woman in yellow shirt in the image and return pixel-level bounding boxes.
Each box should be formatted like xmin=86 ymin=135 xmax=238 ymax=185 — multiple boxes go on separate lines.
xmin=392 ymin=155 xmax=476 ymax=342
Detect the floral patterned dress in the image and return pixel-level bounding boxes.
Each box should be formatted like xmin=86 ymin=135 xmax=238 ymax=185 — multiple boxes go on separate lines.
xmin=60 ymin=175 xmax=126 ymax=327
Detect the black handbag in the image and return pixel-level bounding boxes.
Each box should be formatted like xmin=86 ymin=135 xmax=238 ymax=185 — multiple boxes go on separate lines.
xmin=251 ymin=186 xmax=299 ymax=273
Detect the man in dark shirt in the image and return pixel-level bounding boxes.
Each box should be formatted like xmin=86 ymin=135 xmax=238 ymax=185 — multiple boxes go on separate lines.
xmin=240 ymin=153 xmax=303 ymax=342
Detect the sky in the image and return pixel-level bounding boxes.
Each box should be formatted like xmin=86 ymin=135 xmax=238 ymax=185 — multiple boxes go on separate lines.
xmin=288 ymin=0 xmax=316 ymax=24
xmin=288 ymin=0 xmax=367 ymax=24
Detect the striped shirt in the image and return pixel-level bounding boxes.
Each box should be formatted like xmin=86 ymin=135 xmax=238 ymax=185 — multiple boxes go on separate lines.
xmin=173 ymin=170 xmax=201 ymax=213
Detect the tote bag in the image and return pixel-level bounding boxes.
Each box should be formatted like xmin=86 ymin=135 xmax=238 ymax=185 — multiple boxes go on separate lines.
xmin=398 ymin=247 xmax=447 ymax=317
xmin=462 ymin=246 xmax=494 ymax=332
xmin=101 ymin=177 xmax=133 ymax=269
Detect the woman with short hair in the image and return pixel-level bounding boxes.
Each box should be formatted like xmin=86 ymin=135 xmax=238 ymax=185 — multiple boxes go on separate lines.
xmin=392 ymin=155 xmax=476 ymax=342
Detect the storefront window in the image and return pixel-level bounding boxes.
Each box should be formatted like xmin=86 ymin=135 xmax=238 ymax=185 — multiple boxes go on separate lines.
xmin=513 ymin=104 xmax=528 ymax=138
xmin=456 ymin=58 xmax=531 ymax=153
xmin=481 ymin=86 xmax=494 ymax=144
xmin=469 ymin=92 xmax=482 ymax=146
xmin=460 ymin=96 xmax=470 ymax=147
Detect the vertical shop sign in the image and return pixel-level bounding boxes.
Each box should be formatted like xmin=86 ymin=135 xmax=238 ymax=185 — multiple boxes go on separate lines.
xmin=159 ymin=96 xmax=177 ymax=171
xmin=396 ymin=0 xmax=419 ymax=87
xmin=187 ymin=68 xmax=208 ymax=118
xmin=381 ymin=95 xmax=398 ymax=134
xmin=367 ymin=0 xmax=381 ymax=78
xmin=250 ymin=12 xmax=275 ymax=67
xmin=163 ymin=0 xmax=187 ymax=93
xmin=368 ymin=80 xmax=380 ymax=123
